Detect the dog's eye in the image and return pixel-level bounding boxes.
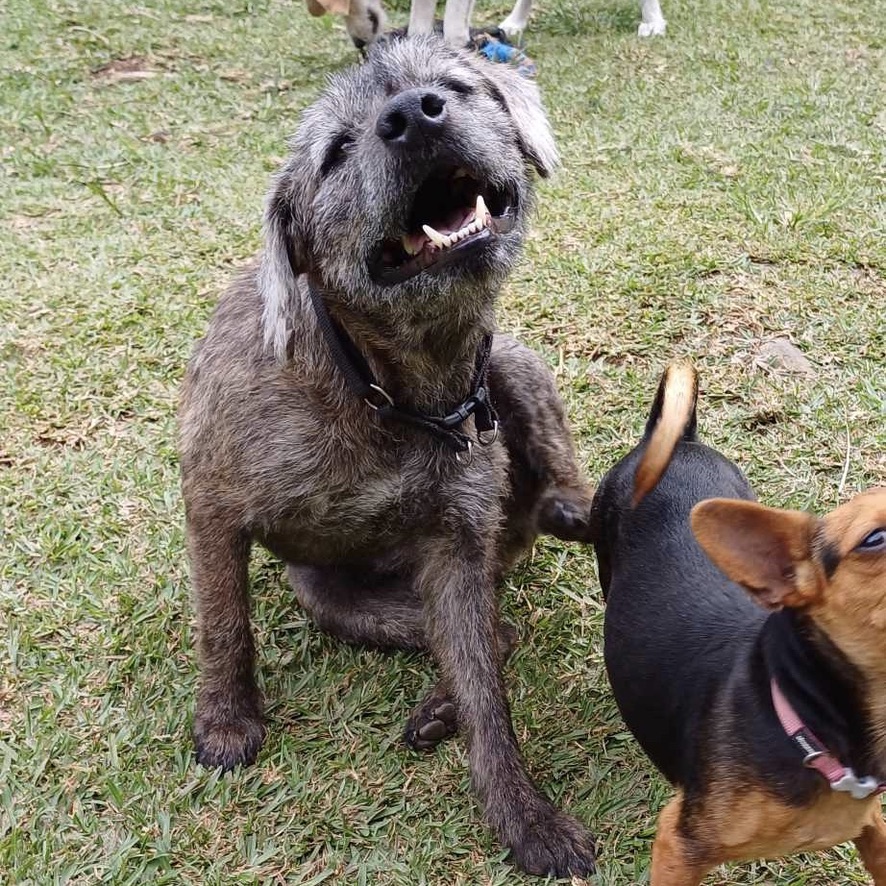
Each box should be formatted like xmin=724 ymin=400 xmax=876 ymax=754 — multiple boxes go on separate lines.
xmin=441 ymin=77 xmax=474 ymax=96
xmin=858 ymin=528 xmax=886 ymax=552
xmin=321 ymin=132 xmax=354 ymax=177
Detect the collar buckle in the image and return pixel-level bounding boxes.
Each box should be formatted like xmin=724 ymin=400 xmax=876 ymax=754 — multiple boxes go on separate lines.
xmin=455 ymin=440 xmax=475 ymax=465
xmin=477 ymin=419 xmax=499 ymax=446
xmin=308 ymin=283 xmax=498 ymax=458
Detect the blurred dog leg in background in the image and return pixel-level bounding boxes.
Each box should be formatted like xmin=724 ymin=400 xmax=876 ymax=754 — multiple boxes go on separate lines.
xmin=306 ymin=0 xmax=387 ymax=50
xmin=308 ymin=0 xmax=665 ymax=54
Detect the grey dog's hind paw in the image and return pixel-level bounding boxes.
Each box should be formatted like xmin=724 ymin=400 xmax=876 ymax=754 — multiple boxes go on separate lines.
xmin=404 ymin=695 xmax=458 ymax=751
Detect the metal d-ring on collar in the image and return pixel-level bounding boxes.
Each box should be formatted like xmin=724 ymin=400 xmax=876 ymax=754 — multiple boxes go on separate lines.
xmin=307 ymin=283 xmax=499 ymax=456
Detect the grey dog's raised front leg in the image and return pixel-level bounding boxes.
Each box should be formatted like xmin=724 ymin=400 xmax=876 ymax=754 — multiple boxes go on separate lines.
xmin=490 ymin=336 xmax=595 ymax=548
xmin=418 ymin=535 xmax=597 ymax=877
xmin=187 ymin=515 xmax=266 ymax=770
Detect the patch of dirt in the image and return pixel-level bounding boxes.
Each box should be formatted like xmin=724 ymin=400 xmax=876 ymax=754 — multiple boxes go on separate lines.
xmin=218 ymin=68 xmax=252 ymax=83
xmin=0 ymin=678 xmax=15 ymax=729
xmin=143 ymin=129 xmax=172 ymax=144
xmin=754 ymin=337 xmax=816 ymax=377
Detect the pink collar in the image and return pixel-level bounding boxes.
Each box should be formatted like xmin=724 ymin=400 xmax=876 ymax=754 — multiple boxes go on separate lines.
xmin=771 ymin=679 xmax=886 ymax=800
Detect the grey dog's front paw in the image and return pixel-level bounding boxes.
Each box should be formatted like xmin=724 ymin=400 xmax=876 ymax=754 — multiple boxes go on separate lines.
xmin=506 ymin=803 xmax=598 ymax=877
xmin=194 ymin=710 xmax=266 ymax=771
xmin=536 ymin=487 xmax=595 ymax=543
xmin=403 ymin=690 xmax=458 ymax=751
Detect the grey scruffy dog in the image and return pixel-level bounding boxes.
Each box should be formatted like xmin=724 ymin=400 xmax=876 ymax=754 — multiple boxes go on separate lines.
xmin=179 ymin=36 xmax=596 ymax=877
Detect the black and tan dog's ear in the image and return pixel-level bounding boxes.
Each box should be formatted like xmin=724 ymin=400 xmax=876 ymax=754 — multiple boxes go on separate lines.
xmin=473 ymin=60 xmax=558 ymax=177
xmin=258 ymin=164 xmax=311 ymax=361
xmin=691 ymin=499 xmax=825 ymax=609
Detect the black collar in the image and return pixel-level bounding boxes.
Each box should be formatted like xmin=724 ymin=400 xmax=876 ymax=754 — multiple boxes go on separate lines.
xmin=307 ymin=283 xmax=498 ymax=456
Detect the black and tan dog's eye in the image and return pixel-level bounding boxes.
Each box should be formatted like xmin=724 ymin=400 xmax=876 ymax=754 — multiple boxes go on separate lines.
xmin=858 ymin=528 xmax=886 ymax=551
xmin=321 ymin=132 xmax=354 ymax=177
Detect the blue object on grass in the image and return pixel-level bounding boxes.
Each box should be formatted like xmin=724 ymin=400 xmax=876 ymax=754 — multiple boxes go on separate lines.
xmin=478 ymin=37 xmax=537 ymax=77
xmin=480 ymin=40 xmax=519 ymax=64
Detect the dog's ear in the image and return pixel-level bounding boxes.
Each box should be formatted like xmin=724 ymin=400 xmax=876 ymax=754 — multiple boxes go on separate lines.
xmin=258 ymin=166 xmax=310 ymax=361
xmin=306 ymin=0 xmax=351 ymax=16
xmin=691 ymin=499 xmax=825 ymax=609
xmin=474 ymin=61 xmax=559 ymax=178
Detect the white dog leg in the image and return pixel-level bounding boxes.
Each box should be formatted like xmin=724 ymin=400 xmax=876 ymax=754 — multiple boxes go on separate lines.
xmin=442 ymin=0 xmax=474 ymax=45
xmin=638 ymin=0 xmax=666 ymax=36
xmin=499 ymin=0 xmax=532 ymax=41
xmin=409 ymin=0 xmax=437 ymax=36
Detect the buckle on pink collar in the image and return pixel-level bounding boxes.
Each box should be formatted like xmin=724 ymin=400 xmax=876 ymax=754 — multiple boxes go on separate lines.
xmin=770 ymin=679 xmax=886 ymax=800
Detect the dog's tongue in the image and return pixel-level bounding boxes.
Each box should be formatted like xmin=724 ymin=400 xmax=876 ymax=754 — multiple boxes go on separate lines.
xmin=444 ymin=207 xmax=474 ymax=233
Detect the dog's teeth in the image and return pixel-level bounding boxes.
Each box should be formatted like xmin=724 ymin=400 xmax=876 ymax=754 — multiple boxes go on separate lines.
xmin=422 ymin=224 xmax=448 ymax=249
xmin=475 ymin=194 xmax=489 ymax=226
xmin=422 ymin=216 xmax=485 ymax=252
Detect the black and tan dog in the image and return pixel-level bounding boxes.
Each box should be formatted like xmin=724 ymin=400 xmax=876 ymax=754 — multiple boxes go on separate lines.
xmin=591 ymin=362 xmax=886 ymax=884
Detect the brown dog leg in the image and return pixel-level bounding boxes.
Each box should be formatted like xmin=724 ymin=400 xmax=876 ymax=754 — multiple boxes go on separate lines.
xmin=856 ymin=817 xmax=886 ymax=885
xmin=418 ymin=533 xmax=596 ymax=877
xmin=651 ymin=795 xmax=713 ymax=886
xmin=188 ymin=515 xmax=266 ymax=770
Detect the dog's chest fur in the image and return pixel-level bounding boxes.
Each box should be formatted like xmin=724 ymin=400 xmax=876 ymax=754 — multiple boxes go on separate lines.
xmin=180 ymin=278 xmax=511 ymax=564
xmin=255 ymin=440 xmax=507 ymax=564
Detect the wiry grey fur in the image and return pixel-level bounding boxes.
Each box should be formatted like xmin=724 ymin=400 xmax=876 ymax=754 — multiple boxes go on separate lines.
xmin=179 ymin=37 xmax=595 ymax=877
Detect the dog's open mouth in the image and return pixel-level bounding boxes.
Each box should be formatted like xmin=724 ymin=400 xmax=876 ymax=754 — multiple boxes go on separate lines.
xmin=370 ymin=166 xmax=517 ymax=285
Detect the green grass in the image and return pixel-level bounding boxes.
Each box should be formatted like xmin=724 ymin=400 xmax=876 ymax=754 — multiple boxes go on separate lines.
xmin=1 ymin=0 xmax=884 ymax=882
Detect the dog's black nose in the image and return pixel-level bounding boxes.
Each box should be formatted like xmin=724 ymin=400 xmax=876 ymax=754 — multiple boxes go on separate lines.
xmin=375 ymin=89 xmax=447 ymax=146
